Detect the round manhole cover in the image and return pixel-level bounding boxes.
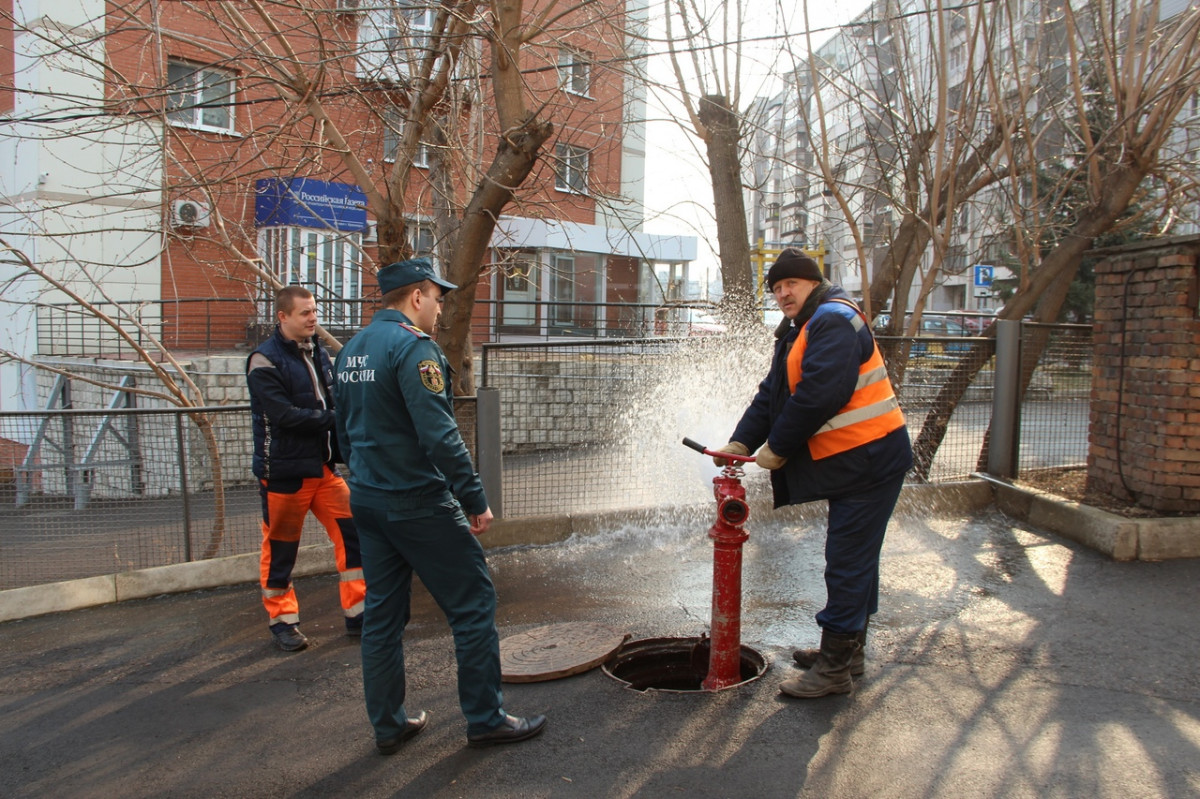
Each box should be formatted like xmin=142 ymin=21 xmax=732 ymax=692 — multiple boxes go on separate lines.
xmin=499 ymin=622 xmax=629 ymax=683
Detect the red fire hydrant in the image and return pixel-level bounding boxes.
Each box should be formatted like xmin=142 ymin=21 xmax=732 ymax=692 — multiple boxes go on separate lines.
xmin=682 ymin=438 xmax=754 ymax=690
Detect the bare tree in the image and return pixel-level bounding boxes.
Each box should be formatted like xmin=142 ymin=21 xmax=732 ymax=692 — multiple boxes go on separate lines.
xmin=659 ymin=0 xmax=760 ymax=328
xmin=791 ymin=0 xmax=1015 ymax=332
xmin=3 ymin=0 xmax=632 ymax=401
xmin=0 ymin=241 xmax=233 ymax=558
xmin=764 ymin=0 xmax=1200 ymax=476
xmin=910 ymin=0 xmax=1200 ymax=476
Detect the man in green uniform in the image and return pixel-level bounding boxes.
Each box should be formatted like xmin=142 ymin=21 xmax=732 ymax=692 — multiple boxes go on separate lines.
xmin=334 ymin=258 xmax=546 ymax=754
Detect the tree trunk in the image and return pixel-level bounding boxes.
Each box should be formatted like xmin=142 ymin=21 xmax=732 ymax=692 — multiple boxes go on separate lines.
xmin=440 ymin=115 xmax=554 ymax=395
xmin=191 ymin=411 xmax=228 ymax=560
xmin=912 ymin=163 xmax=1147 ymax=478
xmin=698 ymin=94 xmax=756 ymax=327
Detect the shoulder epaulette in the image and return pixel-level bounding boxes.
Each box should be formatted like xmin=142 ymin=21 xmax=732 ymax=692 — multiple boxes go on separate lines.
xmin=396 ymin=322 xmax=430 ymax=339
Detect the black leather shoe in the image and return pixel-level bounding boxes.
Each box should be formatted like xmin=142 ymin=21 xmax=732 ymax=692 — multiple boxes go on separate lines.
xmin=345 ymin=614 xmax=364 ymax=637
xmin=467 ymin=714 xmax=547 ymax=748
xmin=271 ymin=624 xmax=308 ymax=652
xmin=376 ymin=711 xmax=429 ymax=755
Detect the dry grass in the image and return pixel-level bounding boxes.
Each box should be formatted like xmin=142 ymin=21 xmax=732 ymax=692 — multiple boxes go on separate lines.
xmin=1014 ymin=467 xmax=1182 ymax=518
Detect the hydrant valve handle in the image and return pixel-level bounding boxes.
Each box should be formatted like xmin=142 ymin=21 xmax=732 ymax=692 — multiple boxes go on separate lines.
xmin=681 ymin=437 xmax=757 ymax=463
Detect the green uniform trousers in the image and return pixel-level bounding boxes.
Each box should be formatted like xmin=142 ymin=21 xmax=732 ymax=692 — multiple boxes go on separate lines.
xmin=353 ymin=499 xmax=506 ymax=739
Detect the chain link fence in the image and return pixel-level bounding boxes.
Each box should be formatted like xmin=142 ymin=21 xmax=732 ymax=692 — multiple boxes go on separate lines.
xmin=1 ymin=323 xmax=1091 ymax=589
xmin=1017 ymin=323 xmax=1093 ymax=475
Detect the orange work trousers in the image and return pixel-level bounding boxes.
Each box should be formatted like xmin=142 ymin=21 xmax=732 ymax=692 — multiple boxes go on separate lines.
xmin=259 ymin=465 xmax=366 ymax=627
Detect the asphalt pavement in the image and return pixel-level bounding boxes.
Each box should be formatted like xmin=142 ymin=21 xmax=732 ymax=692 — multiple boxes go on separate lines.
xmin=1 ymin=498 xmax=1198 ymax=798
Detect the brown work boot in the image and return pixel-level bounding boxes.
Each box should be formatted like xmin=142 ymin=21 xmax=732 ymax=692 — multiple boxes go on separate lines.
xmin=780 ymin=630 xmax=860 ymax=698
xmin=793 ymin=618 xmax=868 ymax=677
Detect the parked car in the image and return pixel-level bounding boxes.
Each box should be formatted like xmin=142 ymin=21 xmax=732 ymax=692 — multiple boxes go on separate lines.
xmin=686 ymin=309 xmax=726 ymax=336
xmin=954 ymin=311 xmax=998 ymax=334
xmin=873 ymin=314 xmax=973 ymax=354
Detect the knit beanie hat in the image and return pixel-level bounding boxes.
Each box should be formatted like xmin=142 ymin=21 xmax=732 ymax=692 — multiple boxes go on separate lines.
xmin=766 ymin=249 xmax=823 ymax=290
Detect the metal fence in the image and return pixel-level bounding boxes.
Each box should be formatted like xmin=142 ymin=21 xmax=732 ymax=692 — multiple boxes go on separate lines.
xmin=0 ymin=405 xmax=269 ymax=590
xmin=1017 ymin=323 xmax=1093 ymax=475
xmin=0 ymin=323 xmax=1092 ymax=589
xmin=34 ymin=297 xmax=730 ymax=357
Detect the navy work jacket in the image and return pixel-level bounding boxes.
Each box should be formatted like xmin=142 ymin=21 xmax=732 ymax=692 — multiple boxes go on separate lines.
xmin=247 ymin=327 xmax=342 ymax=482
xmin=731 ymin=286 xmax=913 ymax=506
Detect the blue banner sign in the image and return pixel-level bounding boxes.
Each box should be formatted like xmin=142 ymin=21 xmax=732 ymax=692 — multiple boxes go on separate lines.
xmin=255 ymin=177 xmax=368 ymax=232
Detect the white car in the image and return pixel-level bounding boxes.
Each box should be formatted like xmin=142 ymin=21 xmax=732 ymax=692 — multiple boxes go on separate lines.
xmin=686 ymin=309 xmax=726 ymax=336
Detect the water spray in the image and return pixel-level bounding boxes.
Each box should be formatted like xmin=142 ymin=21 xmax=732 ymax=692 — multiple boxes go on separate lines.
xmin=682 ymin=437 xmax=755 ymax=690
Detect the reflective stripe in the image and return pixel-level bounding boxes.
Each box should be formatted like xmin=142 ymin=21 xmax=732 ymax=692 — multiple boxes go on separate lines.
xmin=345 ymin=600 xmax=366 ymax=617
xmin=854 ymin=364 xmax=889 ymax=391
xmin=785 ymin=299 xmax=906 ymax=460
xmin=340 ymin=568 xmax=364 ymax=582
xmin=818 ymin=395 xmax=902 ymax=433
xmin=262 ymin=587 xmax=292 ymax=598
xmin=271 ymin=612 xmax=300 ymax=625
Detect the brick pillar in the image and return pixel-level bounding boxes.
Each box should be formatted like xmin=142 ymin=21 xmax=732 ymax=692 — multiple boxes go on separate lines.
xmin=1088 ymin=237 xmax=1200 ymax=512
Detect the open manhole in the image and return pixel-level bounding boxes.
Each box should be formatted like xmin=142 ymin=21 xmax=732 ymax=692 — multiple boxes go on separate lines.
xmin=602 ymin=636 xmax=767 ymax=692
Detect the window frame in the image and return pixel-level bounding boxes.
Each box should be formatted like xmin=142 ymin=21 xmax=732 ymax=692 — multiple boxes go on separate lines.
xmin=382 ymin=109 xmax=431 ymax=167
xmin=557 ymin=48 xmax=591 ymax=97
xmin=258 ymin=226 xmax=364 ymax=327
xmin=358 ymin=1 xmax=435 ymax=83
xmin=554 ymin=143 xmax=589 ymax=195
xmin=166 ymin=59 xmax=237 ymax=134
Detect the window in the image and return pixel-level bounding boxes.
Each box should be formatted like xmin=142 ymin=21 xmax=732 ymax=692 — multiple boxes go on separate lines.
xmin=554 ymin=144 xmax=588 ymax=194
xmin=409 ymin=222 xmax=436 ymax=258
xmin=259 ymin=227 xmax=363 ymax=326
xmin=558 ymin=48 xmax=590 ymax=96
xmin=166 ymin=60 xmax=236 ymax=133
xmin=949 ymin=44 xmax=966 ymax=71
xmin=549 ymin=254 xmax=575 ymax=327
xmin=382 ymin=109 xmax=431 ymax=167
xmin=357 ymin=1 xmax=435 ymax=83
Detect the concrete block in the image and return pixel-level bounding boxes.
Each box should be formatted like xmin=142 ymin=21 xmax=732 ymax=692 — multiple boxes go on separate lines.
xmin=977 ymin=474 xmax=1200 ymax=561
xmin=0 ymin=576 xmax=117 ymax=622
xmin=1024 ymin=493 xmax=1139 ymax=562
xmin=116 ymin=553 xmax=260 ymax=600
xmin=1136 ymin=518 xmax=1200 ymax=561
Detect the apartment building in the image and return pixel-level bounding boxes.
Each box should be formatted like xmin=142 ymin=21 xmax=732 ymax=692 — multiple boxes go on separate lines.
xmin=0 ymin=0 xmax=694 ymax=410
xmin=746 ymin=0 xmax=1200 ymax=318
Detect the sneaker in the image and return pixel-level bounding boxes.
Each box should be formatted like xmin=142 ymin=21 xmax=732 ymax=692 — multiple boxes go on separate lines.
xmin=270 ymin=623 xmax=309 ymax=652
xmin=345 ymin=614 xmax=364 ymax=637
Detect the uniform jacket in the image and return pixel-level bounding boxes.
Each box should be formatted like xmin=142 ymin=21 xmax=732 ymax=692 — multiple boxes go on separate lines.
xmin=731 ymin=285 xmax=913 ymax=507
xmin=333 ymin=308 xmax=487 ymax=516
xmin=247 ymin=326 xmax=341 ymax=482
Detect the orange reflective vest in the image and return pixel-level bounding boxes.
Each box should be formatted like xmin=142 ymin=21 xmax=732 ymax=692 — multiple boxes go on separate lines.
xmin=786 ymin=299 xmax=906 ymax=460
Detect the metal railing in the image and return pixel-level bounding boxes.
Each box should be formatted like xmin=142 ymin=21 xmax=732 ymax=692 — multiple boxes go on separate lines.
xmin=34 ymin=298 xmax=730 ymax=356
xmin=1 ymin=322 xmax=1093 ymax=590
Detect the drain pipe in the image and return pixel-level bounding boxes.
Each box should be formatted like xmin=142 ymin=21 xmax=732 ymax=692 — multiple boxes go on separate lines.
xmin=683 ymin=438 xmax=754 ymax=691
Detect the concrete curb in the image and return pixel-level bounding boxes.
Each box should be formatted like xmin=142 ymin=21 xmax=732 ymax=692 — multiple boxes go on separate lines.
xmin=0 ymin=543 xmax=343 ymax=624
xmin=5 ymin=477 xmax=1189 ymax=624
xmin=976 ymin=473 xmax=1200 ymax=561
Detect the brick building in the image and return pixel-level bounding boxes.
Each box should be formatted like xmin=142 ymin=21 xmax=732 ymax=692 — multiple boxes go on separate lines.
xmin=1089 ymin=235 xmax=1200 ymax=513
xmin=0 ymin=0 xmax=695 ymax=411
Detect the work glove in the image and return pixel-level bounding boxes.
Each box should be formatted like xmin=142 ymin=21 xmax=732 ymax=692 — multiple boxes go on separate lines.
xmin=712 ymin=441 xmax=750 ymax=467
xmin=755 ymin=443 xmax=787 ymax=471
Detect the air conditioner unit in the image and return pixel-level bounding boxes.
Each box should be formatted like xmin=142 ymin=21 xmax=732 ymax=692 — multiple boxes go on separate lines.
xmin=336 ymin=0 xmax=360 ymax=13
xmin=171 ymin=199 xmax=211 ymax=228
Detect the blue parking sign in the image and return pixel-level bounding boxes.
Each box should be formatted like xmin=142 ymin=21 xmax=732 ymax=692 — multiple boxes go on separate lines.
xmin=973 ymin=265 xmax=994 ymax=287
